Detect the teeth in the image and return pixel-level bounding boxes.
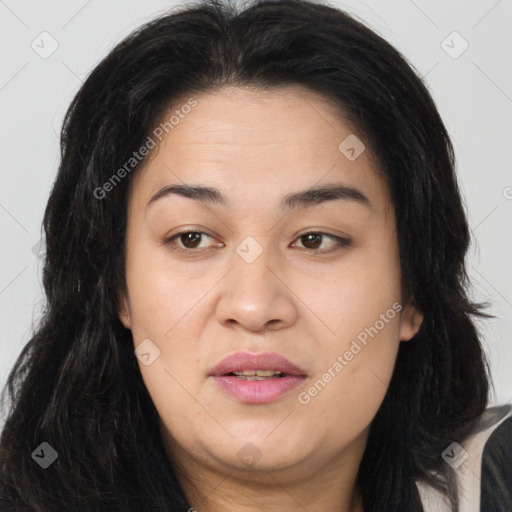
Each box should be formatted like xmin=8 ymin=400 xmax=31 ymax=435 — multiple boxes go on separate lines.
xmin=232 ymin=370 xmax=283 ymax=377
xmin=235 ymin=375 xmax=277 ymax=381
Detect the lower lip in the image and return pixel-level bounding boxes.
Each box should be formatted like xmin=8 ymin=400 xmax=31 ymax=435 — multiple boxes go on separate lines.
xmin=211 ymin=375 xmax=306 ymax=403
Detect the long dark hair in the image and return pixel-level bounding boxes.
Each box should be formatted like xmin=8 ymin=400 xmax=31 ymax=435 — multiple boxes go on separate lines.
xmin=0 ymin=1 xmax=492 ymax=510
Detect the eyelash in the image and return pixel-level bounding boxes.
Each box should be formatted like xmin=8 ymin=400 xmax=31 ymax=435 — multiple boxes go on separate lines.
xmin=162 ymin=230 xmax=352 ymax=255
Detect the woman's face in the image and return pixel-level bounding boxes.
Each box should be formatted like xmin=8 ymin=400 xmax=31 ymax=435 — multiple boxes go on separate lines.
xmin=118 ymin=85 xmax=423 ymax=485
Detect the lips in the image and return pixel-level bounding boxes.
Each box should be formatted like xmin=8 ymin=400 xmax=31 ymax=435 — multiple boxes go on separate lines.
xmin=209 ymin=351 xmax=307 ymax=377
xmin=209 ymin=351 xmax=307 ymax=404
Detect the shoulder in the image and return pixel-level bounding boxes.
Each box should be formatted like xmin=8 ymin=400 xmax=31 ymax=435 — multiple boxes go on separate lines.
xmin=480 ymin=404 xmax=512 ymax=511
xmin=416 ymin=403 xmax=512 ymax=512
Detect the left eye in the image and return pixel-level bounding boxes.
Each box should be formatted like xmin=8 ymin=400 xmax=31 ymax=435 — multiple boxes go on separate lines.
xmin=291 ymin=232 xmax=351 ymax=253
xmin=163 ymin=230 xmax=351 ymax=255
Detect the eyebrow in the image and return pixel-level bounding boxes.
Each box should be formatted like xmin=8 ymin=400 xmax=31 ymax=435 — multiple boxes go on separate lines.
xmin=146 ymin=182 xmax=372 ymax=212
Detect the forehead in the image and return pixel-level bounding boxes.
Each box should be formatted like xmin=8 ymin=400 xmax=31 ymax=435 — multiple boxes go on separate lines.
xmin=130 ymin=85 xmax=390 ymax=215
xmin=152 ymin=85 xmax=359 ymax=150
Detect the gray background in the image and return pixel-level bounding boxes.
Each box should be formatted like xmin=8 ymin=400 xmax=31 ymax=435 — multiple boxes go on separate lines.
xmin=1 ymin=0 xmax=511 ymax=430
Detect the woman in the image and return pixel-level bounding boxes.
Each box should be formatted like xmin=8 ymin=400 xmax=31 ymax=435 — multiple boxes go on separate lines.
xmin=0 ymin=0 xmax=510 ymax=511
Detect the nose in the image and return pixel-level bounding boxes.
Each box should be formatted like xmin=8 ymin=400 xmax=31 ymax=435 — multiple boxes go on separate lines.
xmin=215 ymin=237 xmax=298 ymax=333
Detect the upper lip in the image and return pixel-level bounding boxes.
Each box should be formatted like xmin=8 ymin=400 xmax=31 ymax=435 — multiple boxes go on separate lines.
xmin=209 ymin=351 xmax=307 ymax=376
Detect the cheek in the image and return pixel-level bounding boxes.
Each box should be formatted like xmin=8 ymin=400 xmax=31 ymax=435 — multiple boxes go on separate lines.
xmin=302 ymin=313 xmax=401 ymax=446
xmin=300 ymin=244 xmax=403 ymax=421
xmin=123 ymin=233 xmax=208 ymax=338
xmin=304 ymin=239 xmax=402 ymax=344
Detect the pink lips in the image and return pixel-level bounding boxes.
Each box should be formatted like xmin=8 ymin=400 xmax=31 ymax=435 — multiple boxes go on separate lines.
xmin=209 ymin=351 xmax=307 ymax=404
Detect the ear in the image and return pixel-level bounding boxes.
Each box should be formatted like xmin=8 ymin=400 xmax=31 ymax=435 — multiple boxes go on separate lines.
xmin=399 ymin=302 xmax=423 ymax=342
xmin=117 ymin=289 xmax=132 ymax=330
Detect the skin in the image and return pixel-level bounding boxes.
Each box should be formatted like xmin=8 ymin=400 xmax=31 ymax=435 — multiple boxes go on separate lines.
xmin=118 ymin=85 xmax=423 ymax=512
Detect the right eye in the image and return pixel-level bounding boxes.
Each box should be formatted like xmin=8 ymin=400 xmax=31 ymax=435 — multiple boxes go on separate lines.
xmin=163 ymin=231 xmax=221 ymax=254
